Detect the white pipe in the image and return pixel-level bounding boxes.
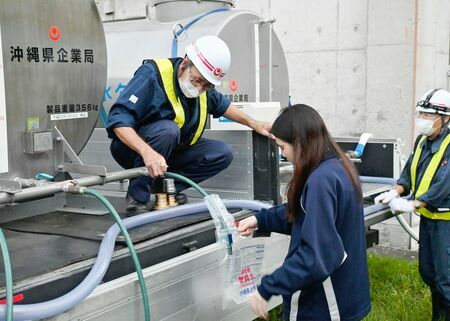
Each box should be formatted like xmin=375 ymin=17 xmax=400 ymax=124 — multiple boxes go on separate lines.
xmin=395 ymin=214 xmax=419 ymax=242
xmin=253 ymin=23 xmax=260 ymax=102
xmin=268 ymin=21 xmax=273 ymax=102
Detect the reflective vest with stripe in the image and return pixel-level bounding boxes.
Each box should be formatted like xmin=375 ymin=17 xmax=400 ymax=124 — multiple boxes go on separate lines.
xmin=147 ymin=58 xmax=208 ymax=146
xmin=411 ymin=133 xmax=450 ymax=219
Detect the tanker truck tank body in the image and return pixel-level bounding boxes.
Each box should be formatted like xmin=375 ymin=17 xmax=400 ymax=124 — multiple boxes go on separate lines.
xmin=102 ymin=2 xmax=289 ymax=115
xmin=0 ymin=0 xmax=107 ymax=181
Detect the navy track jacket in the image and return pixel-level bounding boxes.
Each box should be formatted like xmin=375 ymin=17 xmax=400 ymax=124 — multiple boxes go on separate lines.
xmin=256 ymin=156 xmax=371 ymax=321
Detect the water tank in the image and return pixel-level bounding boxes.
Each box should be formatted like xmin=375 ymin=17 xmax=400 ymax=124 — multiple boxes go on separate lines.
xmin=0 ymin=0 xmax=107 ymax=180
xmin=102 ymin=0 xmax=289 ymax=113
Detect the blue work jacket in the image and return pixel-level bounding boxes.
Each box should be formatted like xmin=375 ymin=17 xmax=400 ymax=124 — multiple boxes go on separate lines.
xmin=397 ymin=127 xmax=450 ymax=211
xmin=106 ymin=58 xmax=230 ymax=145
xmin=256 ymin=156 xmax=371 ymax=321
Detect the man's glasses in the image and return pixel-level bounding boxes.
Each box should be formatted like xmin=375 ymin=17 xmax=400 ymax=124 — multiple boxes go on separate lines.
xmin=188 ymin=68 xmax=215 ymax=91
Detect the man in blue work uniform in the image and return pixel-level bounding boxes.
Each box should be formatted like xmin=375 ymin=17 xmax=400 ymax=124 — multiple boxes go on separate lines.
xmin=375 ymin=88 xmax=450 ymax=320
xmin=107 ymin=35 xmax=273 ymax=213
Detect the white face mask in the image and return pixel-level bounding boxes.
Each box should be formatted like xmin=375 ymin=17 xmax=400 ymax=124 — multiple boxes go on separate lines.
xmin=415 ymin=118 xmax=436 ymax=136
xmin=178 ymin=68 xmax=200 ymax=98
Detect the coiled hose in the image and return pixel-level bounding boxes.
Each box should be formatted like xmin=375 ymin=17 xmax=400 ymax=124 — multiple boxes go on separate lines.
xmin=0 ymin=171 xmax=233 ymax=321
xmin=80 ymin=174 xmax=211 ymax=321
xmin=0 ymin=199 xmax=270 ymax=321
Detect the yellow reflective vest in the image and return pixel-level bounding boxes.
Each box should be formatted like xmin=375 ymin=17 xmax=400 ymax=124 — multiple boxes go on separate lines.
xmin=410 ymin=133 xmax=450 ymax=220
xmin=151 ymin=58 xmax=208 ymax=146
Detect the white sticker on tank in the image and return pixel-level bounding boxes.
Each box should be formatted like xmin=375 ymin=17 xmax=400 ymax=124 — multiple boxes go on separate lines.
xmin=50 ymin=112 xmax=88 ymax=120
xmin=0 ymin=25 xmax=9 ymax=173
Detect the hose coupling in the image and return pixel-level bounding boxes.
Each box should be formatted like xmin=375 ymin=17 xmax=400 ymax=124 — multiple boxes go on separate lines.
xmin=61 ymin=181 xmax=85 ymax=194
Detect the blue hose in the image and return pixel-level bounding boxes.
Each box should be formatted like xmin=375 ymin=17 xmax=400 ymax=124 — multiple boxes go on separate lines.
xmin=360 ymin=176 xmax=397 ymax=185
xmin=361 ymin=176 xmax=419 ymax=241
xmin=360 ymin=175 xmax=397 ymax=216
xmin=0 ymin=200 xmax=270 ymax=321
xmin=171 ymin=8 xmax=229 ymax=57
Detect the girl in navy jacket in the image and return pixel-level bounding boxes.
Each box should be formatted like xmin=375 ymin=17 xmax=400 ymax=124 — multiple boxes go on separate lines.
xmin=238 ymin=105 xmax=371 ymax=321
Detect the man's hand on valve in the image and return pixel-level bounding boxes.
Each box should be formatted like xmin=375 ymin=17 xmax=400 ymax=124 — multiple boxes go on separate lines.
xmin=389 ymin=198 xmax=415 ymax=215
xmin=374 ymin=189 xmax=399 ymax=204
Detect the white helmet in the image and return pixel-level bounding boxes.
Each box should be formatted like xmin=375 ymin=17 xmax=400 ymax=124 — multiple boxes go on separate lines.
xmin=416 ymin=88 xmax=450 ymax=116
xmin=185 ymin=35 xmax=231 ymax=86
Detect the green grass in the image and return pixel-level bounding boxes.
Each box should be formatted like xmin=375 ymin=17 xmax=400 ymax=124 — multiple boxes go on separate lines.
xmin=255 ymin=254 xmax=431 ymax=321
xmin=364 ymin=254 xmax=431 ymax=321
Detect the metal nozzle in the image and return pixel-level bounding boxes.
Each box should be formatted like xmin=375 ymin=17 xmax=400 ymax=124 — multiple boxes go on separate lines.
xmin=163 ymin=178 xmax=176 ymax=195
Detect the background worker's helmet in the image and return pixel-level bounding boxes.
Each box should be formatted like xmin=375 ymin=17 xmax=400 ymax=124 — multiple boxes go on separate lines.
xmin=416 ymin=88 xmax=450 ymax=116
xmin=185 ymin=35 xmax=231 ymax=86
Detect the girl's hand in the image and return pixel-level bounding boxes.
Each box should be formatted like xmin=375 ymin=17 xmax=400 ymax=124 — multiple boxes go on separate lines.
xmin=238 ymin=215 xmax=258 ymax=237
xmin=250 ymin=290 xmax=268 ymax=320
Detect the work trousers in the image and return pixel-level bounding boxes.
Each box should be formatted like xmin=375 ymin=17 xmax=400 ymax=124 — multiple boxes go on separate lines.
xmin=110 ymin=120 xmax=234 ymax=204
xmin=419 ymin=217 xmax=450 ymax=320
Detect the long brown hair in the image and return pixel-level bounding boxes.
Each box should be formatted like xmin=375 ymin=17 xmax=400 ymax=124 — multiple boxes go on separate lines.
xmin=272 ymin=104 xmax=362 ymax=221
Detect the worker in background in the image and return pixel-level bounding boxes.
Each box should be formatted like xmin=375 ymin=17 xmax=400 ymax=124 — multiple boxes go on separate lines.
xmin=375 ymin=88 xmax=450 ymax=320
xmin=106 ymin=35 xmax=273 ymax=213
xmin=238 ymin=105 xmax=371 ymax=321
